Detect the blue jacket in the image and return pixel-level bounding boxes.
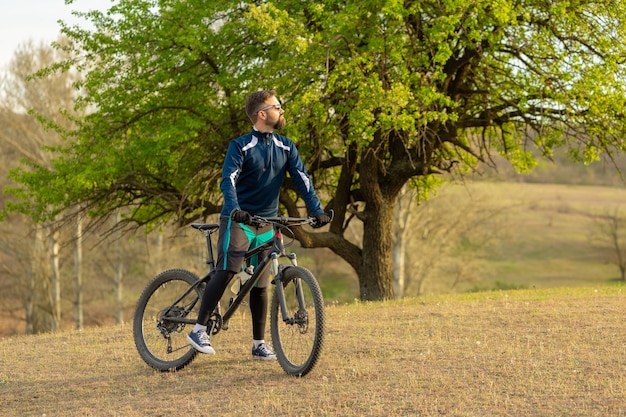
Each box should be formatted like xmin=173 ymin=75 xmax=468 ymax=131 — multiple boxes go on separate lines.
xmin=220 ymin=129 xmax=324 ymax=218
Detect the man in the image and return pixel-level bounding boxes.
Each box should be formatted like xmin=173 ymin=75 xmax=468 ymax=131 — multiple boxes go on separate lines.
xmin=187 ymin=90 xmax=331 ymax=360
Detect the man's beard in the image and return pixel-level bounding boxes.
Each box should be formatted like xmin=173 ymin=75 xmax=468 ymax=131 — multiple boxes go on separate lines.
xmin=273 ymin=115 xmax=286 ymax=130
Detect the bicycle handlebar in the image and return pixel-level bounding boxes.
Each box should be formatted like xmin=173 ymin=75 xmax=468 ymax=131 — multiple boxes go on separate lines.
xmin=250 ymin=215 xmax=314 ymax=227
xmin=251 ymin=209 xmax=334 ymax=228
xmin=190 ymin=210 xmax=334 ymax=232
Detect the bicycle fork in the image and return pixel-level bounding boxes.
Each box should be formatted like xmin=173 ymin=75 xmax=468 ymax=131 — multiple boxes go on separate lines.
xmin=274 ymin=253 xmax=308 ymax=325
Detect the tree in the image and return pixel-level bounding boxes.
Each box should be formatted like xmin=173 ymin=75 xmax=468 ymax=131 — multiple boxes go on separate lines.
xmin=401 ymin=183 xmax=514 ymax=296
xmin=392 ymin=186 xmax=416 ymax=299
xmin=74 ymin=212 xmax=84 ymax=330
xmin=590 ymin=208 xmax=626 ymax=282
xmin=4 ymin=1 xmax=626 ymax=301
xmin=0 ymin=39 xmax=81 ymax=332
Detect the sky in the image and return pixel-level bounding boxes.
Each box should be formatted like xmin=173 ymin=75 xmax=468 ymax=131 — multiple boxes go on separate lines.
xmin=0 ymin=0 xmax=111 ymax=71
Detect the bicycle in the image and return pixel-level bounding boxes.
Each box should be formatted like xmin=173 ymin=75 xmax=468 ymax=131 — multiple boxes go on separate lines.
xmin=132 ymin=214 xmax=329 ymax=377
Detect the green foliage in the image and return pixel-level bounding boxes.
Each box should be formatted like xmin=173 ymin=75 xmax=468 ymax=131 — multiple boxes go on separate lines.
xmin=4 ymin=0 xmax=626 ymax=300
xmin=7 ymin=0 xmax=626 ymax=221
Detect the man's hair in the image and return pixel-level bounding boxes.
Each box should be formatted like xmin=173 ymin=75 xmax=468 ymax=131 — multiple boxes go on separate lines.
xmin=245 ymin=90 xmax=277 ymax=123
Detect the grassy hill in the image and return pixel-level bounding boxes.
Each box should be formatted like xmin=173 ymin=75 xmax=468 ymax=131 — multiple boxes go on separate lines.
xmin=443 ymin=181 xmax=626 ymax=291
xmin=1 ymin=286 xmax=624 ymax=417
xmin=2 ymin=180 xmax=626 ymax=337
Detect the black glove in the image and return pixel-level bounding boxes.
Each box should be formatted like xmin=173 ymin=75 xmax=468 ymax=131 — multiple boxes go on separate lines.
xmin=231 ymin=209 xmax=252 ymax=224
xmin=313 ymin=212 xmax=331 ymax=228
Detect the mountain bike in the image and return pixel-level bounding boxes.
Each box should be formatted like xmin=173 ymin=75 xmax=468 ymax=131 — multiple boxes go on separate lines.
xmin=132 ymin=214 xmax=328 ymax=377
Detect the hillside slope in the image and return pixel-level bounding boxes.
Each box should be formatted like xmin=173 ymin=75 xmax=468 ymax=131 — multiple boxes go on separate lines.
xmin=412 ymin=182 xmax=626 ymax=295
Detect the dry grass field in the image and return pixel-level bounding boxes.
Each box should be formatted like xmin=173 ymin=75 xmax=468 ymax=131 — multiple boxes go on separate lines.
xmin=1 ymin=286 xmax=624 ymax=417
xmin=477 ymin=182 xmax=626 ymax=288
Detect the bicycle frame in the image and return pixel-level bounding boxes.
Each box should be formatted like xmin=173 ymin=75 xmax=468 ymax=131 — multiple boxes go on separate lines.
xmin=162 ymin=219 xmax=301 ymax=330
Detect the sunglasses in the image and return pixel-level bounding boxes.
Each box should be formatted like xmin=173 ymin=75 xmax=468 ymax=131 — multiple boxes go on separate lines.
xmin=257 ymin=103 xmax=282 ymax=113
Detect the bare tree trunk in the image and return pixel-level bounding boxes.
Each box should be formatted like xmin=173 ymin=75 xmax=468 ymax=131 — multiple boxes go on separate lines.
xmin=31 ymin=224 xmax=54 ymax=334
xmin=114 ymin=210 xmax=124 ymax=324
xmin=115 ymin=260 xmax=124 ymax=324
xmin=607 ymin=211 xmax=626 ymax=281
xmin=49 ymin=228 xmax=61 ymax=332
xmin=74 ymin=214 xmax=84 ymax=330
xmin=155 ymin=232 xmax=163 ymax=275
xmin=25 ymin=267 xmax=34 ymax=335
xmin=393 ymin=187 xmax=414 ymax=299
xmin=591 ymin=208 xmax=626 ymax=282
xmin=392 ymin=237 xmax=405 ymax=298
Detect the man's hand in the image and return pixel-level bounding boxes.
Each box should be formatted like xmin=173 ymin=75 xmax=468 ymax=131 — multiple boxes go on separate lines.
xmin=231 ymin=209 xmax=252 ymax=224
xmin=313 ymin=212 xmax=332 ymax=228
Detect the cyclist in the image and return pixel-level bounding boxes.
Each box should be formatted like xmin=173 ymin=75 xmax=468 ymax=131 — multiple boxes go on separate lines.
xmin=187 ymin=90 xmax=331 ymax=360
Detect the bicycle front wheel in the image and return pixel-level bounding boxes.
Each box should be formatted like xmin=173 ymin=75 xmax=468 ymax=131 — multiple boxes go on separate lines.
xmin=270 ymin=266 xmax=325 ymax=377
xmin=133 ymin=269 xmax=202 ymax=372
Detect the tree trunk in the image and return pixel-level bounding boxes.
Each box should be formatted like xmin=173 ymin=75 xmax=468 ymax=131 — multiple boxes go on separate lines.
xmin=25 ymin=267 xmax=34 ymax=335
xmin=356 ymin=134 xmax=398 ymax=301
xmin=115 ymin=263 xmax=124 ymax=324
xmin=49 ymin=229 xmax=61 ymax=332
xmin=31 ymin=224 xmax=54 ymax=334
xmin=392 ymin=236 xmax=405 ymax=299
xmin=392 ymin=187 xmax=414 ymax=299
xmin=155 ymin=232 xmax=163 ymax=275
xmin=359 ymin=201 xmax=395 ymax=301
xmin=114 ymin=210 xmax=124 ymax=324
xmin=74 ymin=214 xmax=84 ymax=330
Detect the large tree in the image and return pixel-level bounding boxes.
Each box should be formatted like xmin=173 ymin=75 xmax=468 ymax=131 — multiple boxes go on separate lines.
xmin=4 ymin=0 xmax=626 ymax=300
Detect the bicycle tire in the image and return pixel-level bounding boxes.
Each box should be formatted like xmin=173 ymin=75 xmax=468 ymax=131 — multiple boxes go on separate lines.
xmin=270 ymin=266 xmax=325 ymax=377
xmin=133 ymin=269 xmax=202 ymax=372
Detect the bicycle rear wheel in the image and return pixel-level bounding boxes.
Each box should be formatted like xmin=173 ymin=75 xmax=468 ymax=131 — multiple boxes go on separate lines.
xmin=270 ymin=266 xmax=325 ymax=377
xmin=133 ymin=269 xmax=202 ymax=371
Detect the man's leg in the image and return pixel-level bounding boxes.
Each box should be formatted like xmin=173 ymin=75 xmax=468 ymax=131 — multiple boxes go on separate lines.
xmin=248 ymin=237 xmax=276 ymax=360
xmin=250 ymin=285 xmax=268 ymax=341
xmin=186 ymin=270 xmax=234 ymax=354
xmin=196 ymin=270 xmax=235 ymax=326
xmin=188 ymin=216 xmax=244 ymax=354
